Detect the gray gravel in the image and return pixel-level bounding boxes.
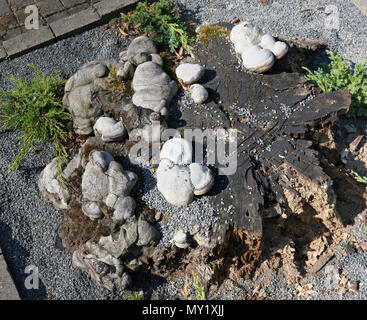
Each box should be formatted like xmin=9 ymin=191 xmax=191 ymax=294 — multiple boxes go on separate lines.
xmin=0 ymin=0 xmax=367 ymax=300
xmin=0 ymin=26 xmax=126 ymax=300
xmin=175 ymin=0 xmax=367 ymax=64
xmin=140 ymin=168 xmax=221 ymax=248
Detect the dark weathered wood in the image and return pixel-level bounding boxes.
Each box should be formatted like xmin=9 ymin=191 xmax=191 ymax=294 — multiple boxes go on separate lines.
xmin=175 ymin=26 xmax=351 ymax=241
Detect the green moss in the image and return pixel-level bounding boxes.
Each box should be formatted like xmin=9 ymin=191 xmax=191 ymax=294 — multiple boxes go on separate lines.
xmin=197 ymin=25 xmax=230 ymax=45
xmin=108 ymin=65 xmax=134 ymax=97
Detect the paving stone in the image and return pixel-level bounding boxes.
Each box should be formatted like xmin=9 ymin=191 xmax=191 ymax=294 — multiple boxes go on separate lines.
xmin=3 ymin=25 xmax=54 ymax=56
xmin=0 ymin=0 xmax=12 ymax=15
xmin=0 ymin=44 xmax=6 ymax=59
xmin=45 ymin=9 xmax=69 ymax=24
xmin=0 ymin=29 xmax=6 ymax=39
xmin=351 ymin=0 xmax=367 ymax=16
xmin=0 ymin=13 xmax=19 ymax=30
xmin=67 ymin=3 xmax=90 ymax=16
xmin=0 ymin=0 xmax=139 ymax=58
xmin=15 ymin=5 xmax=48 ymax=27
xmin=94 ymin=0 xmax=138 ymax=17
xmin=60 ymin=0 xmax=86 ymax=9
xmin=36 ymin=0 xmax=65 ymax=17
xmin=50 ymin=7 xmax=100 ymax=37
xmin=8 ymin=0 xmax=34 ymax=11
xmin=3 ymin=26 xmax=23 ymax=40
xmin=0 ymin=249 xmax=20 ymax=300
xmin=14 ymin=8 xmax=28 ymax=26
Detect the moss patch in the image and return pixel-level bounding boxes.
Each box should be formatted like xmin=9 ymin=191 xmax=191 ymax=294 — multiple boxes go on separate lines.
xmin=59 ymin=200 xmax=114 ymax=252
xmin=197 ymin=25 xmax=230 ymax=45
xmin=108 ymin=65 xmax=134 ymax=97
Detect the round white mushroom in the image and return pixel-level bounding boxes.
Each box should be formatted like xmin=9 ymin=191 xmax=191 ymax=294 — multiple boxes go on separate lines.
xmin=230 ymin=22 xmax=262 ymax=55
xmin=82 ymin=201 xmax=103 ymax=220
xmin=93 ymin=117 xmax=126 ymax=142
xmin=176 ymin=63 xmax=205 ymax=85
xmin=260 ymin=34 xmax=288 ymax=59
xmin=189 ymin=163 xmax=215 ymax=196
xmin=157 ymin=138 xmax=215 ymax=206
xmin=270 ymin=41 xmax=288 ymax=59
xmin=173 ymin=230 xmax=191 ymax=249
xmin=190 ymin=84 xmax=209 ymax=104
xmin=160 ymin=137 xmax=193 ymax=165
xmin=241 ymin=45 xmax=275 ymax=73
xmin=156 ymin=159 xmax=194 ymax=207
xmin=89 ymin=150 xmax=114 ymax=172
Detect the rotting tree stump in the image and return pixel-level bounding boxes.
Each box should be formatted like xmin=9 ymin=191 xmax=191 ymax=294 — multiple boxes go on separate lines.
xmin=159 ymin=24 xmax=352 ymax=285
xmin=53 ymin=24 xmax=354 ymax=293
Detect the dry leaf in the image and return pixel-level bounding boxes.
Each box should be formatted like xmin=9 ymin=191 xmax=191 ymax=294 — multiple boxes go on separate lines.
xmin=231 ymin=18 xmax=240 ymax=24
xmin=178 ymin=78 xmax=189 ymax=91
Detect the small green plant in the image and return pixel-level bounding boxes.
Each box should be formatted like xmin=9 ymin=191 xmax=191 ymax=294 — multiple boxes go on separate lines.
xmin=0 ymin=64 xmax=71 ymax=182
xmin=120 ymin=0 xmax=195 ymax=53
xmin=151 ymin=291 xmax=160 ymax=300
xmin=351 ymin=170 xmax=367 ymax=184
xmin=122 ymin=290 xmax=145 ymax=300
xmin=180 ymin=276 xmax=190 ymax=300
xmin=302 ymin=50 xmax=367 ymax=117
xmin=180 ymin=272 xmax=206 ymax=300
xmin=192 ymin=272 xmax=206 ymax=300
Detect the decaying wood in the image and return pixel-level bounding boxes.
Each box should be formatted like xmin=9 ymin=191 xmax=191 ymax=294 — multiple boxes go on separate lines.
xmin=172 ymin=25 xmax=351 ymax=280
xmin=277 ymin=35 xmax=326 ymax=51
xmin=57 ymin=24 xmax=354 ymax=293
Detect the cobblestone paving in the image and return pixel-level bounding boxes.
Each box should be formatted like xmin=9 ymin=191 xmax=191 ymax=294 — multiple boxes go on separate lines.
xmin=0 ymin=0 xmax=138 ymax=59
xmin=0 ymin=245 xmax=19 ymax=300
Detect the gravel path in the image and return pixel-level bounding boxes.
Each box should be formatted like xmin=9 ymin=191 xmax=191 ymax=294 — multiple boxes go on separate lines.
xmin=175 ymin=0 xmax=367 ymax=64
xmin=0 ymin=26 xmax=125 ymax=300
xmin=0 ymin=0 xmax=366 ymax=300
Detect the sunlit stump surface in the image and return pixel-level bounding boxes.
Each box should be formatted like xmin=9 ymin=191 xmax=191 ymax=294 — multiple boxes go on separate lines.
xmin=55 ymin=24 xmax=353 ymax=292
xmin=162 ymin=24 xmax=351 ymax=282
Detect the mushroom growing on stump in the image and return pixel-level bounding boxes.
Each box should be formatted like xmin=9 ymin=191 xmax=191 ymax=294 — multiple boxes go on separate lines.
xmin=176 ymin=63 xmax=206 ymax=85
xmin=132 ymin=61 xmax=178 ymax=116
xmin=156 ymin=138 xmax=215 ymax=206
xmin=81 ymin=150 xmax=138 ymax=222
xmin=93 ymin=117 xmax=126 ymax=142
xmin=241 ymin=45 xmax=275 ymax=73
xmin=230 ymin=21 xmax=288 ymax=73
xmin=260 ymin=34 xmax=288 ymax=59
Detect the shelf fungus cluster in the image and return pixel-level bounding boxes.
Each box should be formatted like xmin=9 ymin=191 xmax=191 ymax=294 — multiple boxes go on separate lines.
xmin=176 ymin=63 xmax=209 ymax=104
xmin=157 ymin=138 xmax=215 ymax=207
xmin=38 ymin=28 xmax=353 ymax=295
xmin=124 ymin=36 xmax=178 ymax=116
xmin=230 ymin=22 xmax=288 ymax=72
xmin=81 ymin=150 xmax=138 ymax=222
xmin=40 ymin=144 xmax=162 ymax=293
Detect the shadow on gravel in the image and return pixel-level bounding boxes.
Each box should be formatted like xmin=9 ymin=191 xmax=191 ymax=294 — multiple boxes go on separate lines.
xmin=0 ymin=221 xmax=47 ymax=300
xmin=135 ymin=273 xmax=176 ymax=300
